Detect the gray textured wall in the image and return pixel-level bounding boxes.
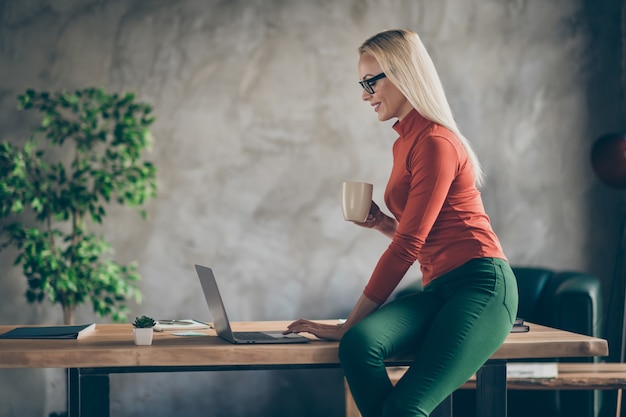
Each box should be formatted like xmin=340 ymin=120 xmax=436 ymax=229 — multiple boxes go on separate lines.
xmin=0 ymin=0 xmax=623 ymax=416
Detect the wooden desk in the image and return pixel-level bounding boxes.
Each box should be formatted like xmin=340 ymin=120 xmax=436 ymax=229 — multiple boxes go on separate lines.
xmin=0 ymin=321 xmax=608 ymax=417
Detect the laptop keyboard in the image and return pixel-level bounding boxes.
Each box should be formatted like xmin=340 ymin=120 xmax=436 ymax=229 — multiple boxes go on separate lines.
xmin=234 ymin=331 xmax=277 ymax=341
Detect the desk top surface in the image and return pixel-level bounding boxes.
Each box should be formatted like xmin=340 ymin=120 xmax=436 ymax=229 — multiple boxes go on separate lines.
xmin=0 ymin=321 xmax=609 ymax=369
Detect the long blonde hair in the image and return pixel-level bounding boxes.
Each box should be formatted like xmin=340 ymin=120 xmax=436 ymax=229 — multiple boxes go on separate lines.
xmin=359 ymin=29 xmax=484 ymax=187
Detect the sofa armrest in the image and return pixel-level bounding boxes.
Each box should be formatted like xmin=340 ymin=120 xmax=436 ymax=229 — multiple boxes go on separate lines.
xmin=539 ymin=272 xmax=602 ymax=340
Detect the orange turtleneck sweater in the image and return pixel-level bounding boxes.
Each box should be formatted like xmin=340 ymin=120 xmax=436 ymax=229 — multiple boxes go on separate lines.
xmin=363 ymin=109 xmax=507 ymax=304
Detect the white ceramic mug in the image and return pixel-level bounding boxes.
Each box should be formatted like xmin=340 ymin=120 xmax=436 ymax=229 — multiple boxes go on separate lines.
xmin=341 ymin=181 xmax=373 ymax=222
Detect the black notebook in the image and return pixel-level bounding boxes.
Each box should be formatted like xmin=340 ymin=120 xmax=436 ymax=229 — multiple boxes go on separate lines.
xmin=511 ymin=318 xmax=530 ymax=333
xmin=0 ymin=323 xmax=96 ymax=340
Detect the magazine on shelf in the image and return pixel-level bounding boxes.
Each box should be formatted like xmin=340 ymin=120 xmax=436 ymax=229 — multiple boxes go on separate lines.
xmin=507 ymin=362 xmax=558 ymax=378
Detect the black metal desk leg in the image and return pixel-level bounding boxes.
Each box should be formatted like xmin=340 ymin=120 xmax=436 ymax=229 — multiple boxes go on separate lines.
xmin=67 ymin=368 xmax=79 ymax=417
xmin=431 ymin=393 xmax=453 ymax=417
xmin=67 ymin=368 xmax=110 ymax=417
xmin=476 ymin=360 xmax=507 ymax=417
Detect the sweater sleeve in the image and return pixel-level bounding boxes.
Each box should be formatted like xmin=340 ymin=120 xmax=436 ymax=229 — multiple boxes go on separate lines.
xmin=363 ymin=135 xmax=460 ymax=303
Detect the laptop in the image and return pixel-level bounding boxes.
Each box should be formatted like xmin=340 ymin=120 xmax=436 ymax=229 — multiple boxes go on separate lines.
xmin=194 ymin=264 xmax=310 ymax=344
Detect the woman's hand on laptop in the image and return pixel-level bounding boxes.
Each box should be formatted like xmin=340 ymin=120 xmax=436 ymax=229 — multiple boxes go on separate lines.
xmin=285 ymin=294 xmax=381 ymax=341
xmin=283 ymin=319 xmax=346 ymax=341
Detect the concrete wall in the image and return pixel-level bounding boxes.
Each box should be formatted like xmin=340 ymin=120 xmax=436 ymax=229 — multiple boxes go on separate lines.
xmin=0 ymin=0 xmax=623 ymax=416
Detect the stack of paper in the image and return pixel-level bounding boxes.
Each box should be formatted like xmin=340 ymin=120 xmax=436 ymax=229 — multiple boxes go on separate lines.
xmin=154 ymin=319 xmax=212 ymax=332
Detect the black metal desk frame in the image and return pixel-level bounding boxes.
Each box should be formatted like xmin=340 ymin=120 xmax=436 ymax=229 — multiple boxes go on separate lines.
xmin=67 ymin=359 xmax=507 ymax=417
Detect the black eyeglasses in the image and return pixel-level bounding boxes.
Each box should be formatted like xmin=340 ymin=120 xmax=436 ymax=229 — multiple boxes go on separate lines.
xmin=359 ymin=72 xmax=386 ymax=94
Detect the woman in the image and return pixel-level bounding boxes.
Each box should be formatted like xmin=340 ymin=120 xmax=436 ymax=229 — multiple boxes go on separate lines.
xmin=285 ymin=29 xmax=518 ymax=417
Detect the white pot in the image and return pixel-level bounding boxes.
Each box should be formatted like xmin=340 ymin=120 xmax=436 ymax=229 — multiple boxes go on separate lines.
xmin=133 ymin=328 xmax=153 ymax=345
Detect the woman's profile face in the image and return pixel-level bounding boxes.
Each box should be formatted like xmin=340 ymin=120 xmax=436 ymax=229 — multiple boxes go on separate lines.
xmin=358 ymin=53 xmax=413 ymax=122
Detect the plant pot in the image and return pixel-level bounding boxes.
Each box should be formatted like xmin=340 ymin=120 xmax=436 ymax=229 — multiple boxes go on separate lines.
xmin=133 ymin=328 xmax=153 ymax=346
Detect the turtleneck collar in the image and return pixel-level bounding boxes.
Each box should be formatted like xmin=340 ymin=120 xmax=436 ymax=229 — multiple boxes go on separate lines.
xmin=392 ymin=108 xmax=431 ymax=139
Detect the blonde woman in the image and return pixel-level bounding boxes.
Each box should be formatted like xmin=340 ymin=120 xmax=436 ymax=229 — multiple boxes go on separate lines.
xmin=286 ymin=29 xmax=518 ymax=417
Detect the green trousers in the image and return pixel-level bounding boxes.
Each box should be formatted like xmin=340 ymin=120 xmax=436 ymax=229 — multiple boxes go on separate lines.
xmin=339 ymin=258 xmax=518 ymax=417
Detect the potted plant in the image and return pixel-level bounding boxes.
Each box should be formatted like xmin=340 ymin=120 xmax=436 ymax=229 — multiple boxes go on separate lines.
xmin=132 ymin=315 xmax=155 ymax=345
xmin=0 ymin=88 xmax=157 ymax=325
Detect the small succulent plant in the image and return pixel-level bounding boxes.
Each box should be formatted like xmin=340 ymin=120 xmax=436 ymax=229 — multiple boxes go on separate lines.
xmin=132 ymin=315 xmax=156 ymax=328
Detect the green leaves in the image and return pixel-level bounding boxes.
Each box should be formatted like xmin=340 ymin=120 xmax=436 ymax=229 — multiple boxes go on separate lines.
xmin=132 ymin=315 xmax=155 ymax=328
xmin=0 ymin=88 xmax=157 ymax=324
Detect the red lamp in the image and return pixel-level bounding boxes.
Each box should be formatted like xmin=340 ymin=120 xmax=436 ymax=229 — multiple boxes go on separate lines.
xmin=591 ymin=132 xmax=626 ymax=189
